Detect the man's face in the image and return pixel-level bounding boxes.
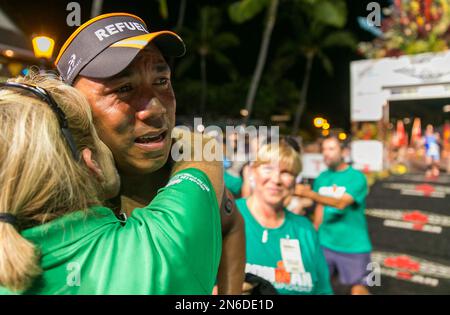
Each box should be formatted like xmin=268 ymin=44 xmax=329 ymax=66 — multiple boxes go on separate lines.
xmin=322 ymin=138 xmax=343 ymax=169
xmin=74 ymin=44 xmax=175 ymax=175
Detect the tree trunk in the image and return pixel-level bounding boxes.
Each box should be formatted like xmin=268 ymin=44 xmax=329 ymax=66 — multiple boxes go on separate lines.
xmin=90 ymin=0 xmax=103 ymax=18
xmin=200 ymin=53 xmax=207 ymax=114
xmin=170 ymin=0 xmax=187 ymax=69
xmin=243 ymin=0 xmax=279 ymax=125
xmin=292 ymin=51 xmax=314 ymax=135
xmin=176 ymin=0 xmax=187 ymax=31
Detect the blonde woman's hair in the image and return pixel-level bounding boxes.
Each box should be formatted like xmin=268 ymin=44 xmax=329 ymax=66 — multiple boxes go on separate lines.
xmin=0 ymin=71 xmax=109 ymax=292
xmin=253 ymin=140 xmax=302 ymax=176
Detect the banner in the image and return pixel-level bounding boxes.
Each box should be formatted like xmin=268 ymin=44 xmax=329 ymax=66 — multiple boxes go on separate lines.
xmin=351 ymin=50 xmax=450 ymax=122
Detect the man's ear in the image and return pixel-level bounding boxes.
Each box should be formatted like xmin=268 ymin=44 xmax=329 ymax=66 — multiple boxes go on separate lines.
xmin=82 ymin=148 xmax=104 ymax=181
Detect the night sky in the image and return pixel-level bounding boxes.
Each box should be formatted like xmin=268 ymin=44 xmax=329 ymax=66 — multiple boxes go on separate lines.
xmin=1 ymin=0 xmax=391 ymax=132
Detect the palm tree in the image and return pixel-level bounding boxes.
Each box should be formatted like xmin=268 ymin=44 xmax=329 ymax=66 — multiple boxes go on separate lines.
xmin=280 ymin=0 xmax=357 ymax=134
xmin=175 ymin=0 xmax=187 ymax=31
xmin=229 ymin=0 xmax=280 ymax=124
xmin=175 ymin=6 xmax=239 ymax=114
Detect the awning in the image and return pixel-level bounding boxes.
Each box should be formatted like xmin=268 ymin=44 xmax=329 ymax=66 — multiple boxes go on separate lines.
xmin=0 ymin=8 xmax=35 ymax=60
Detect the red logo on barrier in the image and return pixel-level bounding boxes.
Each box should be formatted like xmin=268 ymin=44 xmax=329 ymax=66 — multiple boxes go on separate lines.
xmin=415 ymin=184 xmax=435 ymax=197
xmin=384 ymin=255 xmax=421 ymax=273
xmin=402 ymin=210 xmax=429 ymax=230
xmin=397 ymin=271 xmax=413 ymax=280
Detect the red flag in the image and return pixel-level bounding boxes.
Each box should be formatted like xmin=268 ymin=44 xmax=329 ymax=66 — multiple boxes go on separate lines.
xmin=396 ymin=120 xmax=408 ymax=147
xmin=443 ymin=121 xmax=450 ymax=150
xmin=410 ymin=117 xmax=422 ymax=145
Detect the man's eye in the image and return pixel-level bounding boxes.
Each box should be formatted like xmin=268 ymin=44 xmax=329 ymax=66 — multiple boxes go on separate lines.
xmin=115 ymin=84 xmax=133 ymax=93
xmin=153 ymin=78 xmax=169 ymax=86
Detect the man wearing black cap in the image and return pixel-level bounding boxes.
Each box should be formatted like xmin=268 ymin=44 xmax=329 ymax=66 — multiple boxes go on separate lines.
xmin=56 ymin=13 xmax=245 ymax=294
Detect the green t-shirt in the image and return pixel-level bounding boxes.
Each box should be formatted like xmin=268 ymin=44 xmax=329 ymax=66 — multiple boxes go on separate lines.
xmin=236 ymin=198 xmax=333 ymax=295
xmin=313 ymin=166 xmax=372 ymax=254
xmin=0 ymin=168 xmax=221 ymax=295
xmin=224 ymin=171 xmax=243 ymax=196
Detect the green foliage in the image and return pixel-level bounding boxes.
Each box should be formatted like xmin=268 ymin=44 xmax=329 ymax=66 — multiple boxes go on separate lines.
xmin=175 ymin=6 xmax=239 ymax=80
xmin=171 ymin=0 xmax=355 ymax=132
xmin=228 ymin=0 xmax=271 ymax=24
xmin=312 ymin=0 xmax=347 ymax=28
xmin=275 ymin=0 xmax=355 ymax=76
xmin=174 ymin=75 xmax=300 ymax=121
xmin=322 ymin=30 xmax=357 ymax=49
xmin=158 ymin=0 xmax=168 ymax=19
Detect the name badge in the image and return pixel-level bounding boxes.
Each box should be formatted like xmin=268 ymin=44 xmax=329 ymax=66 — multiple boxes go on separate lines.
xmin=280 ymin=238 xmax=305 ymax=274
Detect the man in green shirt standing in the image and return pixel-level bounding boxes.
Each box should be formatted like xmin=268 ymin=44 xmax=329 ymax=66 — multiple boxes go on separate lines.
xmin=296 ymin=135 xmax=372 ymax=295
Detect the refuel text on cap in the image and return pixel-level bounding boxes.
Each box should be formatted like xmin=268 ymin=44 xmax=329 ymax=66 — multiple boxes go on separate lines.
xmin=94 ymin=22 xmax=148 ymax=41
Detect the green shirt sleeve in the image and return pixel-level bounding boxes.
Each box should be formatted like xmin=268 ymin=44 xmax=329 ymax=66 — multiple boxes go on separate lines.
xmin=345 ymin=172 xmax=368 ymax=207
xmin=105 ymin=168 xmax=222 ymax=294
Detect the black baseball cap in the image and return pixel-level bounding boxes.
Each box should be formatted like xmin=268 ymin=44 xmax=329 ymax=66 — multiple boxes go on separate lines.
xmin=55 ymin=12 xmax=186 ymax=85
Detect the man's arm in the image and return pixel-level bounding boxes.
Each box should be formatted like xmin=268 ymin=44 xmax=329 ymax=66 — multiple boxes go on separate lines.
xmin=313 ymin=204 xmax=324 ymax=229
xmin=295 ymin=185 xmax=354 ymax=210
xmin=216 ymin=188 xmax=246 ymax=295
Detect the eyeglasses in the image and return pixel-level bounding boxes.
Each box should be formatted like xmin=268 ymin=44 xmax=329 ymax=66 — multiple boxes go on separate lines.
xmin=0 ymin=82 xmax=80 ymax=160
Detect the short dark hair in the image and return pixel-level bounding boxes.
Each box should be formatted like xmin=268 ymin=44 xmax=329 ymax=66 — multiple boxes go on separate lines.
xmin=322 ymin=134 xmax=348 ymax=150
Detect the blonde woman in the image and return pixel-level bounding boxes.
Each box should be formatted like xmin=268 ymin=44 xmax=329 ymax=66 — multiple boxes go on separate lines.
xmin=0 ymin=73 xmax=222 ymax=294
xmin=236 ymin=141 xmax=332 ymax=295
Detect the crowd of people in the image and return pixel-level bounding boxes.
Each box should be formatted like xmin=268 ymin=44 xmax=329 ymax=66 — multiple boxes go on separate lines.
xmin=224 ymin=134 xmax=373 ymax=295
xmin=0 ymin=12 xmax=375 ymax=295
xmin=388 ymin=120 xmax=450 ymax=178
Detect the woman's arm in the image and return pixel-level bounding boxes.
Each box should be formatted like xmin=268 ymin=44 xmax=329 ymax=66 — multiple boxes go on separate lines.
xmin=171 ymin=129 xmax=245 ymax=294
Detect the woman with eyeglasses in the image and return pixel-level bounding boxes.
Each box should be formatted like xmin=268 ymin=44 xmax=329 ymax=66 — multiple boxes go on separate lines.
xmin=236 ymin=141 xmax=333 ymax=294
xmin=0 ymin=73 xmax=222 ymax=294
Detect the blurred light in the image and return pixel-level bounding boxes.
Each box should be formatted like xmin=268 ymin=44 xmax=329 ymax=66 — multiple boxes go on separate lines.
xmin=403 ymin=117 xmax=411 ymax=124
xmin=196 ymin=124 xmax=205 ymax=133
xmin=8 ymin=62 xmax=23 ymax=76
xmin=382 ymin=7 xmax=392 ymax=15
xmin=4 ymin=50 xmax=14 ymax=58
xmin=322 ymin=122 xmax=330 ymax=130
xmin=313 ymin=117 xmax=325 ymax=128
xmin=443 ymin=105 xmax=450 ymax=113
xmin=32 ymin=36 xmax=55 ymax=59
xmin=322 ymin=129 xmax=329 ymax=136
xmin=240 ymin=109 xmax=249 ymax=117
xmin=338 ymin=132 xmax=347 ymax=140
